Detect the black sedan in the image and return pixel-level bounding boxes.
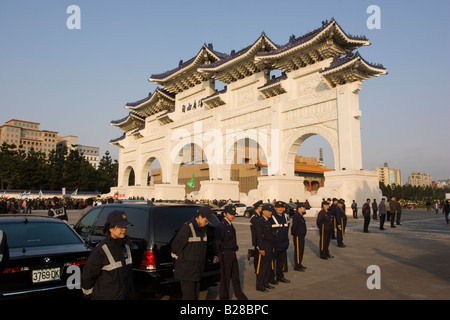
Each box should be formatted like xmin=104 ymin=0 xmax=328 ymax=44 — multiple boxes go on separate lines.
xmin=0 ymin=215 xmax=91 ymax=299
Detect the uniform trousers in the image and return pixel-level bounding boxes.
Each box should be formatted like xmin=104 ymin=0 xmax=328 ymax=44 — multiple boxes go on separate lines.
xmin=272 ymin=249 xmax=288 ymax=280
xmin=319 ymin=226 xmax=332 ymax=258
xmin=293 ymin=236 xmax=305 ymax=268
xmin=180 ymin=281 xmax=200 ymax=300
xmin=219 ymin=251 xmax=247 ymax=300
xmin=256 ymin=248 xmax=273 ymax=291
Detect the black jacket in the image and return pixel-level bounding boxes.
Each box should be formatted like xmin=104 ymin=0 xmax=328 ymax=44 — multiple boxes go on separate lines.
xmin=216 ymin=218 xmax=238 ymax=254
xmin=291 ymin=212 xmax=307 ymax=237
xmin=316 ymin=209 xmax=333 ymax=231
xmin=171 ymin=218 xmax=207 ymax=282
xmin=255 ymin=216 xmax=274 ymax=252
xmin=81 ymin=234 xmax=133 ymax=300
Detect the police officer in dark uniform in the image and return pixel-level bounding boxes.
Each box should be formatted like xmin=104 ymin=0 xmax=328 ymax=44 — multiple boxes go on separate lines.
xmin=81 ymin=210 xmax=134 ymax=300
xmin=329 ymin=198 xmax=339 ymax=240
xmin=291 ymin=203 xmax=307 ymax=271
xmin=48 ymin=197 xmax=68 ymax=221
xmin=271 ymin=201 xmax=290 ymax=283
xmin=249 ymin=200 xmax=263 ymax=272
xmin=336 ymin=199 xmax=347 ymax=247
xmin=171 ymin=206 xmax=217 ymax=300
xmin=255 ymin=204 xmax=275 ymax=292
xmin=316 ymin=200 xmax=334 ymax=259
xmin=215 ymin=205 xmax=248 ymax=300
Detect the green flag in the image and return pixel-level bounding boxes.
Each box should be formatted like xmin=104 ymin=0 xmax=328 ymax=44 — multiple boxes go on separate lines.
xmin=186 ymin=173 xmax=195 ymax=188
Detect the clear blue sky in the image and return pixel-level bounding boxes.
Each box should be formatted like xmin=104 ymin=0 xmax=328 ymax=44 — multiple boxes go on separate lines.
xmin=1 ymin=0 xmax=449 ymax=183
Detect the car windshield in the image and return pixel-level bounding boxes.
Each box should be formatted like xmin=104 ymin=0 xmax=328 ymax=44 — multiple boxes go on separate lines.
xmin=0 ymin=222 xmax=82 ymax=248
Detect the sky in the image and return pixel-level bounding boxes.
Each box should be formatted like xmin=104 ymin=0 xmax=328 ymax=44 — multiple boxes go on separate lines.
xmin=0 ymin=0 xmax=449 ymax=183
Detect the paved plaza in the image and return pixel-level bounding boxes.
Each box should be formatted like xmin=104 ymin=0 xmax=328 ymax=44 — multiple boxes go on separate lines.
xmin=59 ymin=208 xmax=449 ymax=300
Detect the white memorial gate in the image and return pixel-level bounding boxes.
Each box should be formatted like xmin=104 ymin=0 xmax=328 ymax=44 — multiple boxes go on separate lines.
xmin=109 ymin=19 xmax=386 ymax=208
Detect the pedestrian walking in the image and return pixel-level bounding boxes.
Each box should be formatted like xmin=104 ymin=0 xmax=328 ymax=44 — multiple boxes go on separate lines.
xmin=443 ymin=200 xmax=450 ymax=225
xmin=81 ymin=210 xmax=134 ymax=300
xmin=215 ymin=205 xmax=248 ymax=300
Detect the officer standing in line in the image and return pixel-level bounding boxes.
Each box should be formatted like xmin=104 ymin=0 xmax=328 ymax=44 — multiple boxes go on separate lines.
xmin=48 ymin=197 xmax=68 ymax=221
xmin=171 ymin=206 xmax=218 ymax=300
xmin=271 ymin=201 xmax=290 ymax=283
xmin=249 ymin=200 xmax=263 ymax=272
xmin=0 ymin=229 xmax=9 ymax=273
xmin=215 ymin=205 xmax=248 ymax=300
xmin=81 ymin=210 xmax=134 ymax=300
xmin=329 ymin=198 xmax=339 ymax=240
xmin=291 ymin=203 xmax=307 ymax=271
xmin=335 ymin=199 xmax=347 ymax=248
xmin=255 ymin=204 xmax=275 ymax=292
xmin=316 ymin=200 xmax=334 ymax=260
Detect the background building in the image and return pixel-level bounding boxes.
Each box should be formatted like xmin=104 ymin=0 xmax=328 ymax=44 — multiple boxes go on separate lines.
xmin=0 ymin=119 xmax=58 ymax=157
xmin=408 ymin=172 xmax=432 ymax=187
xmin=56 ymin=135 xmax=100 ymax=168
xmin=376 ymin=162 xmax=402 ymax=186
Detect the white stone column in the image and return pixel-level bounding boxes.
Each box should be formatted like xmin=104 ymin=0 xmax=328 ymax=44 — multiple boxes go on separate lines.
xmin=336 ymin=82 xmax=363 ymax=170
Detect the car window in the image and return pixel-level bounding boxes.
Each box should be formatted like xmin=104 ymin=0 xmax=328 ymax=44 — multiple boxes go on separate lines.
xmin=75 ymin=207 xmax=103 ymax=237
xmin=93 ymin=206 xmax=148 ymax=240
xmin=153 ymin=206 xmax=198 ymax=244
xmin=0 ymin=222 xmax=82 ymax=248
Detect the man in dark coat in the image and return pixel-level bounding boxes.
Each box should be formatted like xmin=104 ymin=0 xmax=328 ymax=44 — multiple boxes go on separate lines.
xmin=362 ymin=198 xmax=371 ymax=233
xmin=291 ymin=203 xmax=307 ymax=271
xmin=171 ymin=206 xmax=217 ymax=300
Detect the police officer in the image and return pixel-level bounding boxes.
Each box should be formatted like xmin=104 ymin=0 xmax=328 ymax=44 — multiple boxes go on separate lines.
xmin=336 ymin=199 xmax=347 ymax=247
xmin=329 ymin=198 xmax=339 ymax=240
xmin=316 ymin=200 xmax=334 ymax=259
xmin=48 ymin=197 xmax=68 ymax=221
xmin=255 ymin=204 xmax=275 ymax=292
xmin=291 ymin=203 xmax=307 ymax=271
xmin=0 ymin=230 xmax=9 ymax=273
xmin=81 ymin=210 xmax=134 ymax=300
xmin=271 ymin=201 xmax=290 ymax=283
xmin=215 ymin=205 xmax=248 ymax=300
xmin=171 ymin=206 xmax=217 ymax=300
xmin=249 ymin=200 xmax=263 ymax=272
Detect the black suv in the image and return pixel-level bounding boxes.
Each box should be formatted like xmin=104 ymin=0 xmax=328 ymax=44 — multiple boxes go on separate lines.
xmin=73 ymin=202 xmax=221 ymax=297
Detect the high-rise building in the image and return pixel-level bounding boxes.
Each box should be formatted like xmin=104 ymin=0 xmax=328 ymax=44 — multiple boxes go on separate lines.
xmin=56 ymin=135 xmax=100 ymax=168
xmin=376 ymin=162 xmax=402 ymax=186
xmin=408 ymin=172 xmax=432 ymax=187
xmin=0 ymin=119 xmax=58 ymax=156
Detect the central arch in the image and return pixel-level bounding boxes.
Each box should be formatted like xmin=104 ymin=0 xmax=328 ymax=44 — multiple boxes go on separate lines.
xmin=284 ymin=125 xmax=339 ymax=177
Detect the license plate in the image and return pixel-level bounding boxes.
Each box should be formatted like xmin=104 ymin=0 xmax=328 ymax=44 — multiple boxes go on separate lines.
xmin=32 ymin=267 xmax=61 ymax=283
